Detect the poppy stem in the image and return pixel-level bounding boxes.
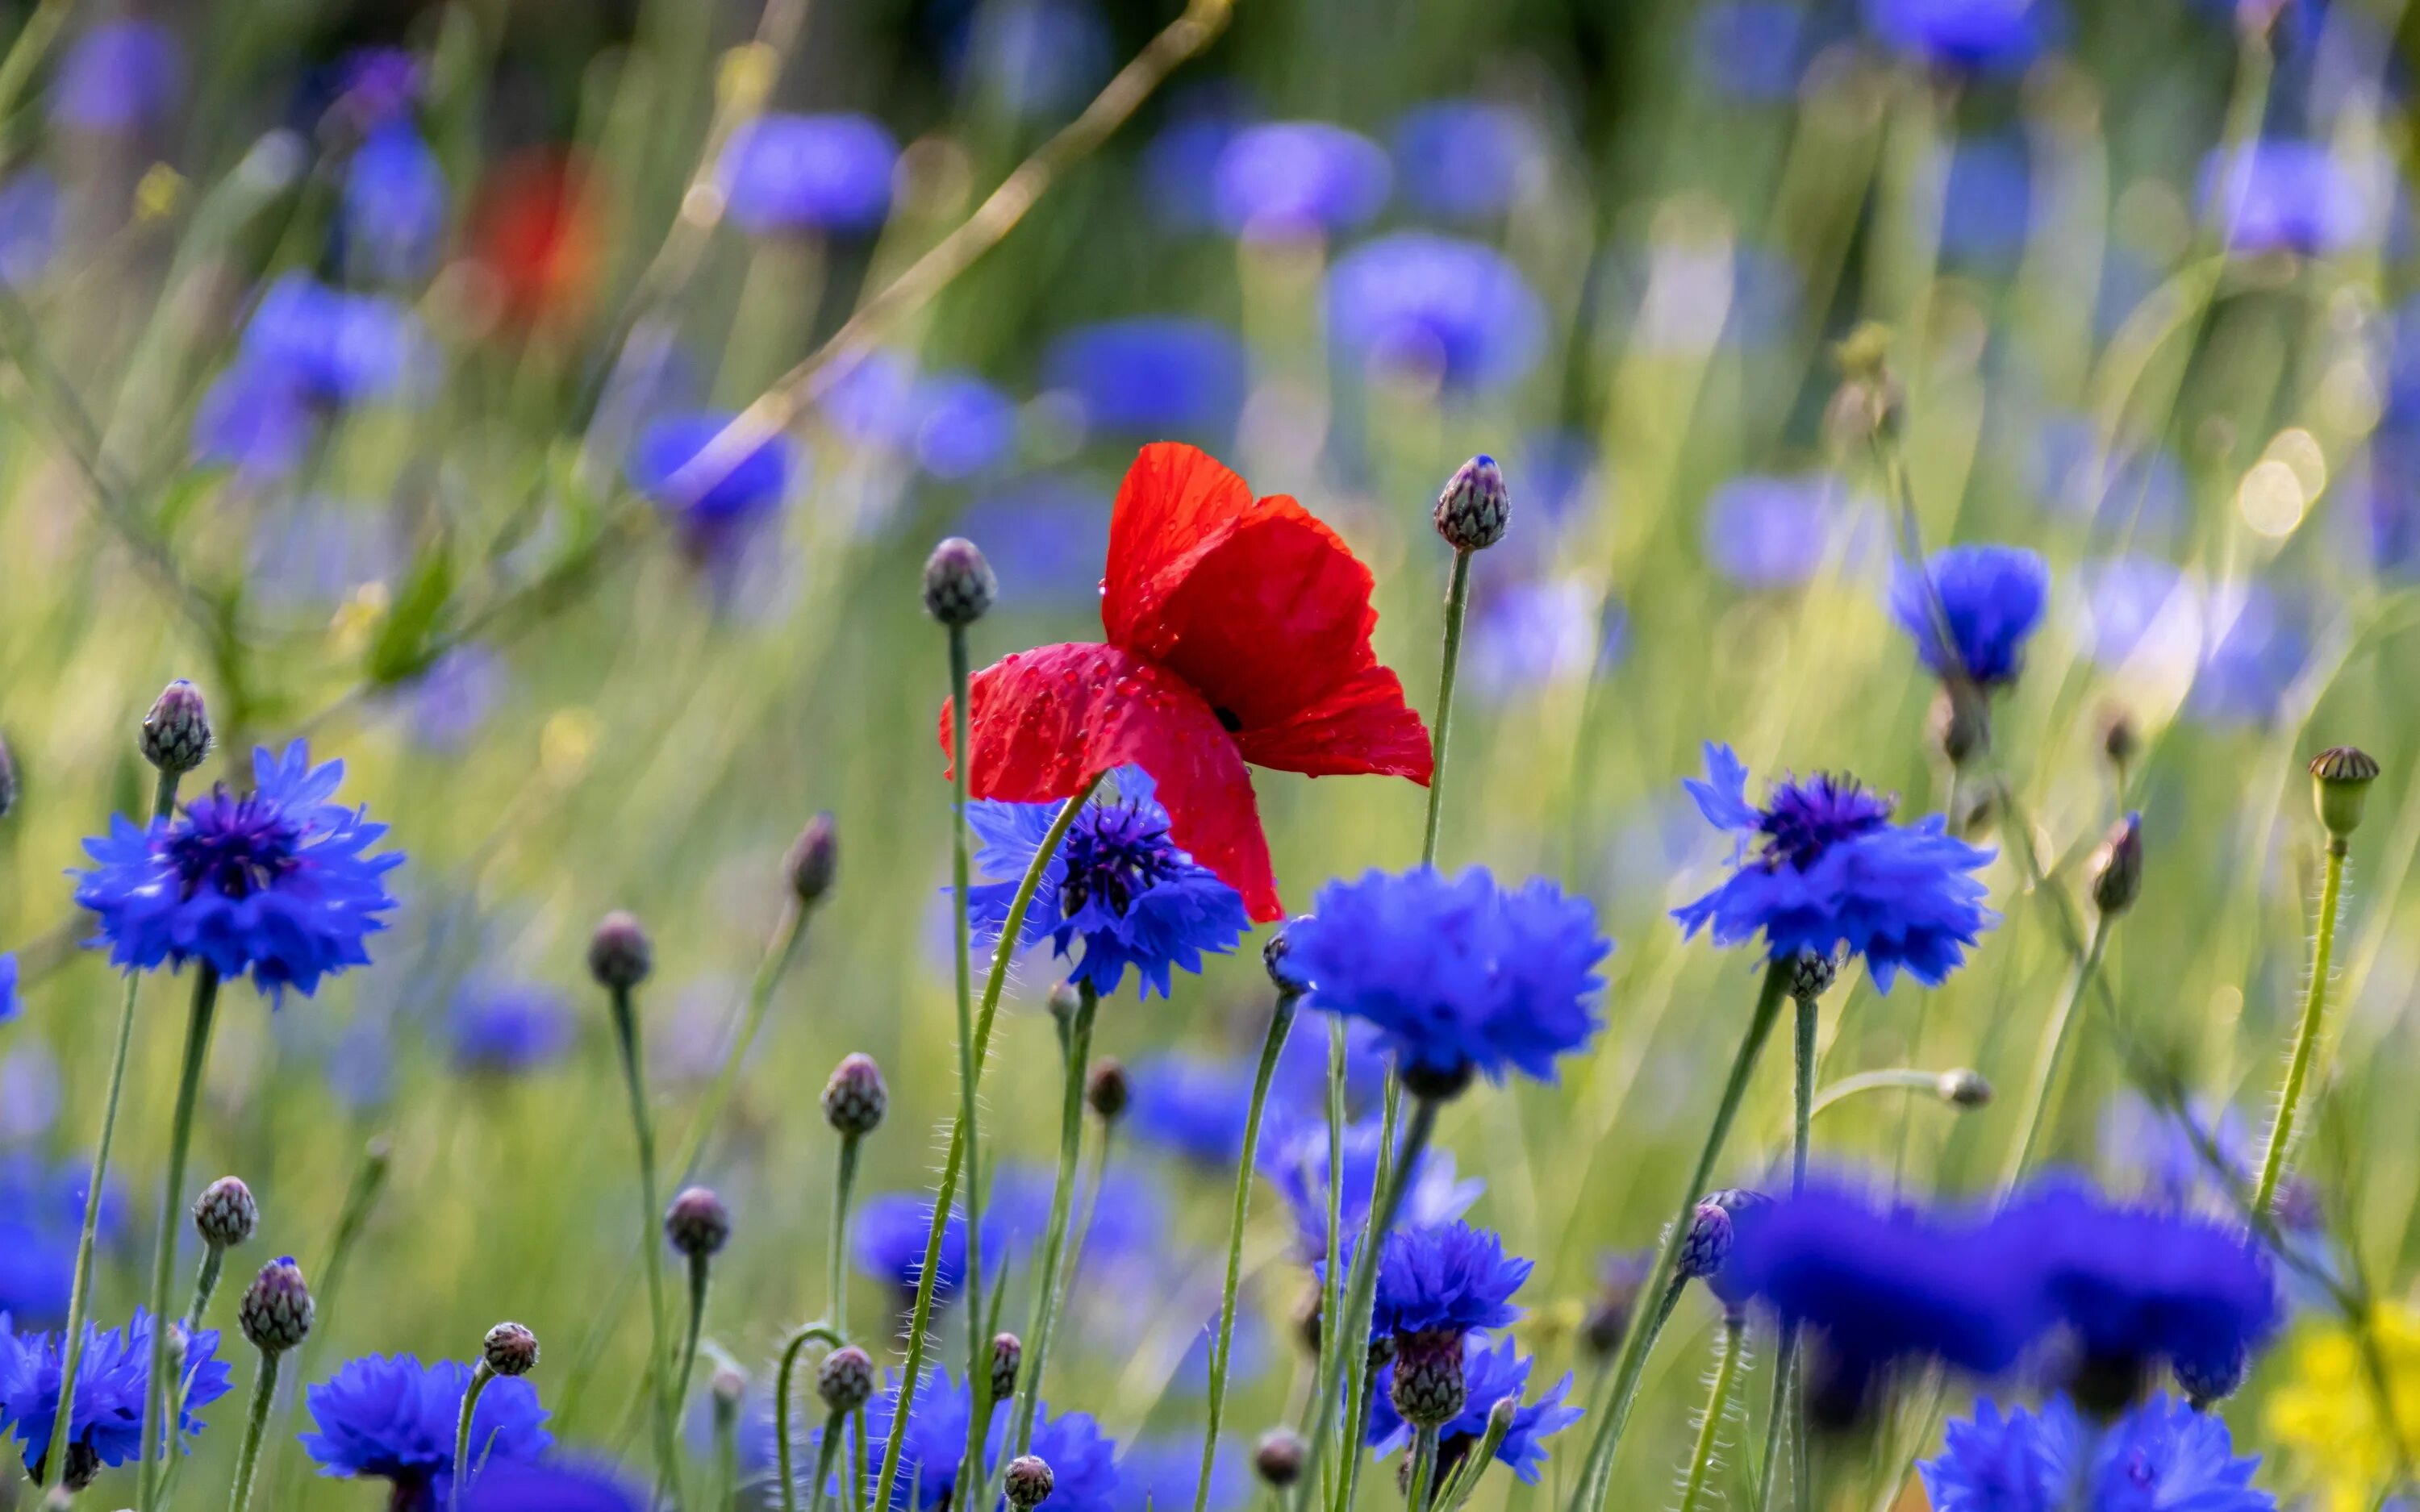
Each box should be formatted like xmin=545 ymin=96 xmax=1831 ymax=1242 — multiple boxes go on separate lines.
xmin=1004 ymin=981 xmax=1101 ymax=1458
xmin=1192 ymin=988 xmax=1301 ymax=1512
xmin=225 ymin=1347 xmax=280 ymax=1512
xmin=872 ymin=772 xmax=1104 ymax=1512
xmin=1421 ymin=549 xmax=1474 ymax=868
xmin=2254 ymin=837 xmax=2348 ymax=1218
xmin=447 ymin=1360 xmax=497 ymax=1512
xmin=1568 ymin=958 xmax=1789 ymax=1512
xmin=774 ymin=1325 xmax=846 ymax=1512
xmin=44 ymin=768 xmax=182 ymax=1496
xmin=136 ymin=962 xmax=221 ymax=1512
xmin=1678 ymin=1315 xmax=1746 ymax=1512
xmin=607 ymin=980 xmax=683 ymax=1512
xmin=1999 ymin=914 xmax=2112 ymax=1193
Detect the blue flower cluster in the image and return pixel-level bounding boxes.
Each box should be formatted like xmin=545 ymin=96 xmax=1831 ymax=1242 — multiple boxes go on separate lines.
xmin=0 ymin=1311 xmax=232 ymax=1480
xmin=1286 ymin=866 xmax=1608 ymax=1090
xmin=0 ymin=952 xmax=15 ymax=1027
xmin=1888 ymin=544 xmax=2051 ymax=687
xmin=299 ymin=1354 xmax=552 ymax=1510
xmin=76 ymin=742 xmax=405 ymax=1000
xmin=1258 ymin=1113 xmax=1483 ymax=1260
xmin=718 ymin=114 xmax=899 ymax=236
xmin=1367 ymin=1219 xmax=1532 ymax=1340
xmin=1923 ymin=1395 xmax=2273 ymax=1512
xmin=192 ymin=275 xmax=423 ymax=479
xmin=856 ymin=1373 xmax=1118 ymax=1512
xmin=1366 ymin=1335 xmax=1580 ymax=1484
xmin=0 ymin=1155 xmax=125 ymax=1327
xmin=444 ymin=979 xmax=576 ymax=1077
xmin=965 ymin=766 xmax=1251 ymax=1001
xmin=1674 ymin=744 xmax=1996 ymax=991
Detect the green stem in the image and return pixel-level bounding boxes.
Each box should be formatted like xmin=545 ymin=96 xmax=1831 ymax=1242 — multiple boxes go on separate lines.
xmin=774 ymin=1327 xmax=847 ymax=1512
xmin=675 ymin=1253 xmax=713 ymax=1431
xmin=1405 ymin=1427 xmax=1441 ymax=1512
xmin=1007 ymin=982 xmax=1101 ymax=1458
xmin=223 ymin=1351 xmax=280 ymax=1512
xmin=266 ymin=1137 xmax=391 ymax=1510
xmin=2000 ymin=917 xmax=2112 ymax=1192
xmin=1679 ymin=1318 xmax=1746 ymax=1512
xmin=850 ymin=1404 xmax=870 ymax=1512
xmin=1331 ymin=1360 xmax=1380 ymax=1512
xmin=713 ymin=1392 xmax=741 ymax=1512
xmin=1287 ymin=1099 xmax=1439 ymax=1512
xmin=1331 ymin=1077 xmax=1404 ymax=1512
xmin=611 ymin=984 xmax=682 ymax=1510
xmin=2255 ymin=840 xmax=2348 ymax=1216
xmin=1810 ymin=1070 xmax=1950 ymax=1118
xmin=186 ymin=1246 xmax=227 ymax=1331
xmin=804 ymin=1411 xmax=846 ymax=1512
xmin=1435 ymin=1393 xmax=1514 ymax=1512
xmin=448 ymin=1362 xmax=498 ymax=1512
xmin=1192 ymin=992 xmax=1301 ymax=1512
xmin=945 ymin=623 xmax=992 ymax=1502
xmin=43 ymin=768 xmax=181 ymax=1492
xmin=1421 ymin=550 xmax=1473 ymax=867
xmin=137 ymin=965 xmax=221 ymax=1512
xmin=1568 ymin=960 xmax=1790 ymax=1512
xmin=871 ymin=774 xmax=1104 ymax=1512
xmin=830 ymin=1135 xmax=862 ymax=1331
xmin=1756 ymin=993 xmax=1820 ymax=1512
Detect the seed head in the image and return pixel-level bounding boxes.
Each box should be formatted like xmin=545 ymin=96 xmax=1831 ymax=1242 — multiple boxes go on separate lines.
xmin=665 ymin=1186 xmax=732 ymax=1259
xmin=2090 ymin=812 xmax=2143 ymax=917
xmin=193 ymin=1176 xmax=257 ymax=1249
xmin=1006 ymin=1456 xmax=1054 ymax=1512
xmin=1085 ymin=1059 xmax=1129 ymax=1123
xmin=822 ymin=1052 xmax=889 ymax=1137
xmin=2309 ymin=746 xmax=2380 ymax=840
xmin=1433 ymin=455 xmax=1509 ymax=552
xmin=922 ymin=537 xmax=998 ymax=627
xmin=1936 ymin=1068 xmax=1992 ymax=1108
xmin=140 ymin=680 xmax=212 ymax=775
xmin=786 ymin=812 xmax=839 ymax=906
xmin=818 ymin=1344 xmax=874 ymax=1414
xmin=989 ymin=1331 xmax=1023 ymax=1405
xmin=588 ymin=911 xmax=653 ymax=991
xmin=1253 ymin=1428 xmax=1305 ymax=1489
xmin=1788 ymin=948 xmax=1838 ymax=1004
xmin=239 ymin=1256 xmax=315 ymax=1354
xmin=482 ymin=1322 xmax=540 ymax=1377
xmin=1676 ymin=1200 xmax=1735 ymax=1282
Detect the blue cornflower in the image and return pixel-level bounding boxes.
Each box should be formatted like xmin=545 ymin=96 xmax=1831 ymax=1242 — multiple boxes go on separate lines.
xmin=1326 ymin=233 xmax=1546 ymax=394
xmin=1467 ymin=578 xmax=1624 ymax=698
xmin=299 ymin=1354 xmax=551 ymax=1511
xmin=1367 ymin=1220 xmax=1531 ymax=1340
xmin=719 ymin=114 xmax=899 ymax=236
xmin=1128 ymin=1053 xmax=1258 ymax=1164
xmin=400 ymin=645 xmax=505 ymax=754
xmin=627 ymin=410 xmax=804 ymax=562
xmin=953 ymin=477 xmax=1112 ymax=610
xmin=329 ymin=48 xmax=423 ymax=131
xmin=0 ymin=952 xmax=15 ymax=1026
xmin=1259 ymin=1113 xmax=1483 ymax=1261
xmin=0 ymin=1156 xmax=126 ymax=1327
xmin=0 ymin=171 xmax=59 ymax=286
xmin=1672 ymin=743 xmax=1996 ymax=991
xmin=858 ymin=1375 xmax=1119 ymax=1512
xmin=1702 ymin=474 xmax=1846 ymax=590
xmin=2099 ymin=1093 xmax=2255 ymax=1214
xmin=1116 ymin=1435 xmax=1242 ymax=1512
xmin=2032 ymin=418 xmax=2188 ymax=541
xmin=2077 ymin=556 xmax=2197 ymax=671
xmin=907 ymin=374 xmax=1018 ymax=480
xmin=2201 ymin=140 xmax=2380 ymax=257
xmin=1041 ymin=319 xmax=1247 ymax=442
xmin=1286 ymin=866 xmax=1607 ymax=1091
xmin=1992 ymin=1182 xmax=2279 ymax=1395
xmin=1388 ymin=102 xmax=1543 ymax=222
xmin=2188 ymin=583 xmax=2307 ymax=729
xmin=1692 ymin=2 xmax=1814 ymax=101
xmin=444 ymin=980 xmax=574 ymax=1077
xmin=1861 ymin=0 xmax=2048 ymax=73
xmin=1938 ymin=135 xmax=2032 ymax=267
xmin=851 ymin=1193 xmax=1003 ymax=1305
xmin=0 ymin=1311 xmax=232 ymax=1481
xmin=964 ymin=766 xmax=1251 ymax=1001
xmin=1142 ymin=90 xmax=1252 ymax=231
xmin=341 ymin=123 xmax=449 ymax=282
xmin=1923 ymin=1394 xmax=2273 ymax=1512
xmin=239 ymin=274 xmax=423 ymax=406
xmin=1212 ymin=122 xmax=1391 ymax=239
xmin=1366 ymin=1335 xmax=1581 ymax=1484
xmin=464 ymin=1459 xmax=649 ymax=1512
xmin=52 ymin=20 xmax=182 ymax=134
xmin=949 ymin=0 xmax=1112 ymax=122
xmin=1888 ymin=544 xmax=2051 ymax=687
xmin=74 ymin=741 xmax=405 ymax=1000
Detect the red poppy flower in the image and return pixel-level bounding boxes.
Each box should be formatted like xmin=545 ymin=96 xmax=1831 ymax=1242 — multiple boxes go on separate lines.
xmin=940 ymin=443 xmax=1433 ymax=922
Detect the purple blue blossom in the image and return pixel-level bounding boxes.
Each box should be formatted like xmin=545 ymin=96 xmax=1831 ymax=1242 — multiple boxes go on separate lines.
xmin=719 ymin=114 xmax=898 ymax=236
xmin=192 ymin=277 xmax=424 ymax=478
xmin=2188 ymin=583 xmax=2308 ymax=728
xmin=0 ymin=952 xmax=15 ymax=1026
xmin=949 ymin=0 xmax=1112 ymax=122
xmin=299 ymin=1355 xmax=551 ymax=1511
xmin=1702 ymin=474 xmax=1846 ymax=590
xmin=1467 ymin=578 xmax=1625 ymax=697
xmin=2031 ymin=418 xmax=2188 ymax=542
xmin=1692 ymin=2 xmax=1815 ymax=101
xmin=398 ymin=646 xmax=504 ymax=754
xmin=1116 ymin=1435 xmax=1241 ymax=1512
xmin=2201 ymin=140 xmax=2381 ymax=256
xmin=1938 ymin=135 xmax=2031 ymax=266
xmin=52 ymin=20 xmax=182 ymax=134
xmin=0 ymin=1311 xmax=232 ymax=1479
xmin=463 ymin=1460 xmax=649 ymax=1512
xmin=2077 ymin=556 xmax=2199 ymax=669
xmin=1387 ymin=102 xmax=1543 ymax=221
xmin=1326 ymin=233 xmax=1546 ymax=394
xmin=1673 ymin=743 xmax=1997 ymax=991
xmin=852 ymin=1193 xmax=1003 ymax=1304
xmin=1141 ymin=90 xmax=1252 ymax=231
xmin=1365 ymin=1335 xmax=1581 ymax=1483
xmin=1212 ymin=123 xmax=1390 ymax=238
xmin=1367 ymin=1220 xmax=1531 ymax=1339
xmin=965 ymin=766 xmax=1251 ymax=1000
xmin=1861 ymin=0 xmax=2049 ymax=73
xmin=1888 ymin=544 xmax=2051 ymax=686
xmin=1260 ymin=1113 xmax=1483 ymax=1261
xmin=857 ymin=1374 xmax=1119 ymax=1512
xmin=341 ymin=123 xmax=449 ymax=283
xmin=1923 ymin=1394 xmax=2273 ymax=1512
xmin=627 ymin=410 xmax=804 ymax=562
xmin=953 ymin=477 xmax=1112 ymax=610
xmin=0 ymin=172 xmax=59 ymax=287
xmin=444 ymin=980 xmax=574 ymax=1077
xmin=1041 ymin=319 xmax=1247 ymax=443
xmin=74 ymin=741 xmax=405 ymax=1000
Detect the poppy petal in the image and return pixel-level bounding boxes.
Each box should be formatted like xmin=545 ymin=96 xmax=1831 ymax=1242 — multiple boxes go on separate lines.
xmin=941 ymin=641 xmax=1283 ymax=921
xmin=1102 ymin=442 xmax=1432 ymax=770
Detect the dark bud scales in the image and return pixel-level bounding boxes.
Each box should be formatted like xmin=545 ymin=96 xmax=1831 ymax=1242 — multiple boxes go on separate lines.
xmin=923 ymin=536 xmax=998 ymax=627
xmin=483 ymin=1321 xmax=540 ymax=1377
xmin=588 ymin=911 xmax=653 ymax=991
xmin=141 ymin=678 xmax=212 ymax=775
xmin=240 ymin=1256 xmax=315 ymax=1354
xmin=666 ymin=1186 xmax=732 ymax=1257
xmin=1254 ymin=1429 xmax=1305 ymax=1488
xmin=990 ymin=1331 xmax=1023 ymax=1404
xmin=1388 ymin=1329 xmax=1468 ymax=1429
xmin=1005 ymin=1455 xmax=1054 ymax=1510
xmin=1085 ymin=1058 xmax=1129 ymax=1123
xmin=822 ymin=1052 xmax=888 ymax=1136
xmin=818 ymin=1345 xmax=874 ymax=1414
xmin=1433 ymin=455 xmax=1509 ymax=552
xmin=786 ymin=811 xmax=839 ymax=905
xmin=194 ymin=1175 xmax=257 ymax=1248
xmin=2091 ymin=814 xmax=2143 ymax=917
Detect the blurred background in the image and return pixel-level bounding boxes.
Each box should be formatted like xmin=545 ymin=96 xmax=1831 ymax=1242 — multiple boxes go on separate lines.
xmin=2 ymin=0 xmax=2418 ymax=1506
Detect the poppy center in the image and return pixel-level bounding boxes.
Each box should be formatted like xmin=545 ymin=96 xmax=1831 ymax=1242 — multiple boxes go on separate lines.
xmin=1756 ymin=774 xmax=1892 ymax=872
xmin=1058 ymin=799 xmax=1179 ymax=920
xmin=164 ymin=787 xmax=304 ymax=902
xmin=1214 ymin=706 xmax=1243 ymax=733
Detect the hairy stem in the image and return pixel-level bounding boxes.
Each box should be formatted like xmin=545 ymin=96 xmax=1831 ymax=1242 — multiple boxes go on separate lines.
xmin=2000 ymin=916 xmax=2112 ymax=1192
xmin=610 ymin=983 xmax=682 ymax=1510
xmin=448 ymin=1361 xmax=497 ymax=1512
xmin=947 ymin=623 xmax=993 ymax=1502
xmin=2255 ymin=840 xmax=2348 ymax=1215
xmin=1007 ymin=982 xmax=1101 ymax=1456
xmin=138 ymin=965 xmax=222 ymax=1512
xmin=223 ymin=1351 xmax=280 ymax=1512
xmin=775 ymin=1326 xmax=846 ymax=1512
xmin=1421 ymin=550 xmax=1473 ymax=867
xmin=1679 ymin=1318 xmax=1746 ymax=1512
xmin=830 ymin=1135 xmax=861 ymax=1331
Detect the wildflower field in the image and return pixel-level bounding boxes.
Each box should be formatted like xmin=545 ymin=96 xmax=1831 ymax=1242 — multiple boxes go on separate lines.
xmin=1 ymin=0 xmax=2417 ymax=1510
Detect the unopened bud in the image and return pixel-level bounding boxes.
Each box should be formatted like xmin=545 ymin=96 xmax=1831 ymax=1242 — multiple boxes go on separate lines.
xmin=587 ymin=911 xmax=653 ymax=991
xmin=1581 ymin=1252 xmax=1650 ymax=1362
xmin=140 ymin=680 xmax=212 ymax=775
xmin=817 ymin=1345 xmax=874 ymax=1414
xmin=990 ymin=1331 xmax=1023 ymax=1404
xmin=2090 ymin=812 xmax=2143 ymax=917
xmin=665 ymin=1186 xmax=732 ymax=1258
xmin=1388 ymin=1331 xmax=1467 ymax=1429
xmin=1253 ymin=1428 xmax=1305 ymax=1489
xmin=1677 ymin=1200 xmax=1735 ymax=1282
xmin=2309 ymin=746 xmax=2380 ymax=841
xmin=1930 ymin=681 xmax=1990 ymax=768
xmin=786 ymin=812 xmax=838 ymax=905
xmin=823 ymin=1052 xmax=888 ymax=1136
xmin=2098 ymin=706 xmax=2138 ymax=772
xmin=193 ymin=1176 xmax=257 ymax=1249
xmin=922 ymin=538 xmax=997 ymax=627
xmin=1086 ymin=1059 xmax=1129 ymax=1123
xmin=1788 ymin=949 xmax=1838 ymax=1004
xmin=1486 ymin=1394 xmax=1517 ymax=1435
xmin=482 ymin=1322 xmax=540 ymax=1377
xmin=1433 ymin=455 xmax=1509 ymax=552
xmin=1004 ymin=1455 xmax=1054 ymax=1511
xmin=1047 ymin=981 xmax=1082 ymax=1025
xmin=1936 ymin=1068 xmax=1992 ymax=1108
xmin=1264 ymin=918 xmax=1311 ymax=994
xmin=239 ymin=1256 xmax=314 ymax=1354
xmin=712 ymin=1364 xmax=748 ymax=1411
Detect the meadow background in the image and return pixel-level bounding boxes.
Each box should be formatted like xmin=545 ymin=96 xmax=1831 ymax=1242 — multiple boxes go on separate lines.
xmin=1 ymin=0 xmax=2416 ymax=1507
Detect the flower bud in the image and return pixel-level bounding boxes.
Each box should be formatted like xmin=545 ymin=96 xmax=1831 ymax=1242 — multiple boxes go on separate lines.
xmin=1936 ymin=1068 xmax=1992 ymax=1108
xmin=989 ymin=1331 xmax=1023 ymax=1405
xmin=1388 ymin=1330 xmax=1468 ymax=1429
xmin=482 ymin=1321 xmax=540 ymax=1377
xmin=665 ymin=1186 xmax=732 ymax=1258
xmin=2173 ymin=1343 xmax=2247 ymax=1408
xmin=0 ymin=730 xmax=15 ymax=820
xmin=1486 ymin=1393 xmax=1518 ymax=1439
xmin=818 ymin=1344 xmax=874 ymax=1414
xmin=822 ymin=1052 xmax=888 ymax=1137
xmin=2090 ymin=812 xmax=2143 ymax=917
xmin=1264 ymin=918 xmax=1311 ymax=994
xmin=712 ymin=1364 xmax=748 ymax=1412
xmin=1252 ymin=1428 xmax=1305 ymax=1489
xmin=193 ymin=1176 xmax=257 ymax=1249
xmin=1433 ymin=455 xmax=1508 ymax=552
xmin=239 ymin=1256 xmax=315 ymax=1354
xmin=786 ymin=812 xmax=838 ymax=906
xmin=2098 ymin=705 xmax=2138 ymax=772
xmin=1398 ymin=1057 xmax=1477 ymax=1103
xmin=1047 ymin=981 xmax=1082 ymax=1026
xmin=1788 ymin=949 xmax=1838 ymax=1004
xmin=1085 ymin=1059 xmax=1129 ymax=1123
xmin=922 ymin=537 xmax=998 ymax=627
xmin=587 ymin=911 xmax=653 ymax=991
xmin=1676 ymin=1200 xmax=1735 ymax=1282
xmin=2309 ymin=746 xmax=2380 ymax=841
xmin=1005 ymin=1455 xmax=1054 ymax=1511
xmin=140 ymin=680 xmax=212 ymax=775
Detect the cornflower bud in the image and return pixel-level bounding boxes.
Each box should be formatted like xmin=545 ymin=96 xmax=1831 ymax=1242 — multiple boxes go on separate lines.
xmin=989 ymin=1331 xmax=1023 ymax=1405
xmin=1085 ymin=1059 xmax=1129 ymax=1123
xmin=1005 ymin=1456 xmax=1054 ymax=1511
xmin=786 ymin=812 xmax=838 ymax=905
xmin=240 ymin=1256 xmax=315 ymax=1354
xmin=588 ymin=911 xmax=653 ymax=991
xmin=2091 ymin=812 xmax=2143 ymax=917
xmin=818 ymin=1345 xmax=874 ymax=1415
xmin=1433 ymin=455 xmax=1509 ymax=552
xmin=823 ymin=1052 xmax=888 ymax=1136
xmin=923 ymin=538 xmax=997 ymax=627
xmin=1253 ymin=1429 xmax=1305 ymax=1489
xmin=194 ymin=1176 xmax=257 ymax=1249
xmin=1264 ymin=918 xmax=1311 ymax=994
xmin=482 ymin=1322 xmax=540 ymax=1377
xmin=666 ymin=1186 xmax=732 ymax=1258
xmin=140 ymin=679 xmax=211 ymax=775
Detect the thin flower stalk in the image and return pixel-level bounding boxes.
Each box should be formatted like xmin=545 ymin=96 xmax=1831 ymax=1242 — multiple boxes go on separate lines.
xmin=1679 ymin=1318 xmax=1747 ymax=1512
xmin=224 ymin=1352 xmax=280 ymax=1512
xmin=137 ymin=964 xmax=223 ymax=1512
xmin=2254 ymin=838 xmax=2349 ymax=1216
xmin=774 ymin=1326 xmax=845 ymax=1512
xmin=1005 ymin=981 xmax=1102 ymax=1457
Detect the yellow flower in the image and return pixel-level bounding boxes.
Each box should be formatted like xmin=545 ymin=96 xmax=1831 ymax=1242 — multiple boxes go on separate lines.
xmin=2266 ymin=1302 xmax=2420 ymax=1512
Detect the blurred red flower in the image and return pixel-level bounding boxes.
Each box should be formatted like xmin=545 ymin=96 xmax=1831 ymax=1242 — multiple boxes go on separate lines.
xmin=466 ymin=148 xmax=601 ymax=331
